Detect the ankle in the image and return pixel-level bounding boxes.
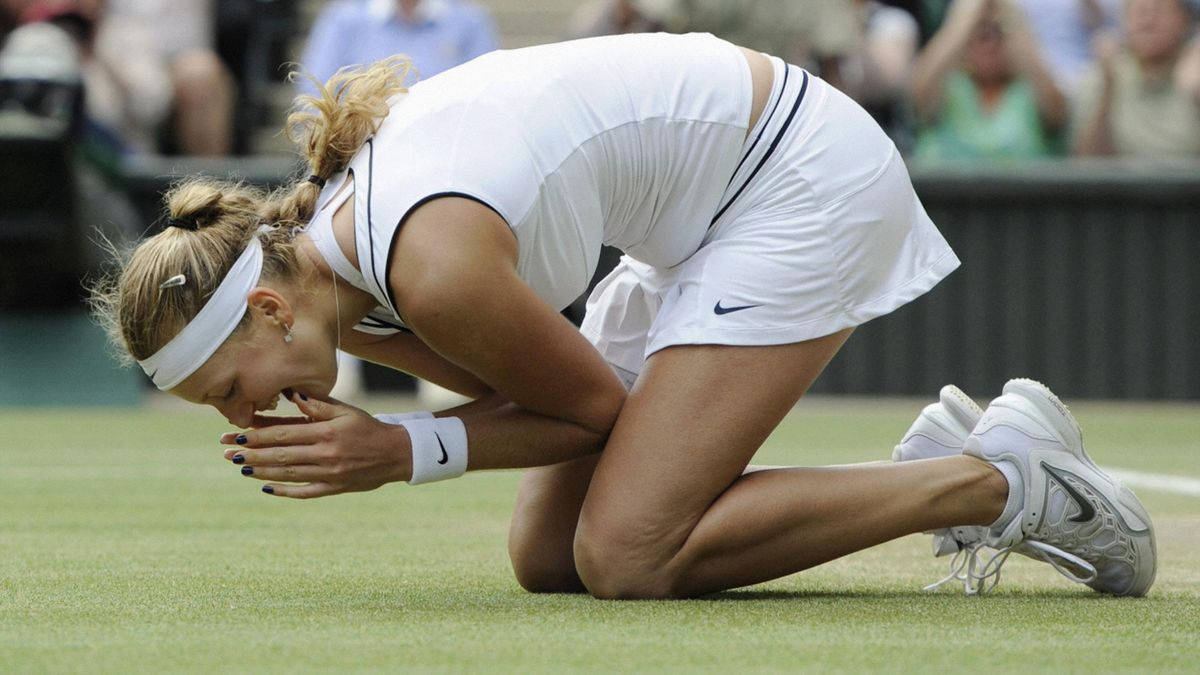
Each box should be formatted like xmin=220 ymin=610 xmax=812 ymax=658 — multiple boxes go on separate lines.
xmin=964 ymin=456 xmax=1012 ymax=526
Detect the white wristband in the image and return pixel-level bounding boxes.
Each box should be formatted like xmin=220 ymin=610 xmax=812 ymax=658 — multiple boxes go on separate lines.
xmin=373 ymin=410 xmax=434 ymax=425
xmin=397 ymin=417 xmax=468 ymax=485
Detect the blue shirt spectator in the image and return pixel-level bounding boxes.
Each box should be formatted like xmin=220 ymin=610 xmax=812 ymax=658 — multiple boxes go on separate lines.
xmin=1014 ymin=0 xmax=1121 ymax=94
xmin=299 ymin=0 xmax=498 ymax=87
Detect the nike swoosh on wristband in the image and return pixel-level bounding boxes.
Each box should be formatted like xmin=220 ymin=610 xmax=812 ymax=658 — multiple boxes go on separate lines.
xmin=434 ymin=430 xmax=448 ymax=465
xmin=714 ymin=300 xmax=760 ymax=315
xmin=1042 ymin=462 xmax=1096 ymax=523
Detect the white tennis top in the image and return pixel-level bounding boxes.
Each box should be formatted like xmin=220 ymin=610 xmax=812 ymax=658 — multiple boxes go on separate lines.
xmin=306 ymin=32 xmax=753 ymax=332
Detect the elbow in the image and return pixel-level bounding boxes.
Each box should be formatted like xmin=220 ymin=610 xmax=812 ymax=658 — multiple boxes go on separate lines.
xmin=579 ymin=383 xmax=627 ymax=439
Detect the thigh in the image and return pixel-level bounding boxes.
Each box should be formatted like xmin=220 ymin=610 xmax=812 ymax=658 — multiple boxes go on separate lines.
xmin=577 ymin=329 xmax=852 ymax=561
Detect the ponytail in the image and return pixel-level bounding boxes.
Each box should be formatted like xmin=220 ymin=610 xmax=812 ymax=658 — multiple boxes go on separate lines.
xmin=263 ymin=56 xmax=413 ymax=227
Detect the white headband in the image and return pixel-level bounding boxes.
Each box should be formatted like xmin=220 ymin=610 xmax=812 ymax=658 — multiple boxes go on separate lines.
xmin=137 ymin=234 xmax=265 ymax=390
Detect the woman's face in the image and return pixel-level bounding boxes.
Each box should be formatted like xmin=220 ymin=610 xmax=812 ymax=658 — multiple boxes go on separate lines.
xmin=1126 ymin=0 xmax=1189 ymax=63
xmin=966 ymin=19 xmax=1011 ymax=83
xmin=170 ymin=288 xmax=339 ymax=428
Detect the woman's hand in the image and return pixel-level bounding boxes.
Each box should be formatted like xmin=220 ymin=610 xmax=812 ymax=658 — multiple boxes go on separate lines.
xmin=219 ymin=393 xmax=412 ymax=499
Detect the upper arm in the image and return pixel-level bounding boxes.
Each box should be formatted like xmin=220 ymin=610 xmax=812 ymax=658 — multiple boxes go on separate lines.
xmin=386 ymin=198 xmax=626 ymax=435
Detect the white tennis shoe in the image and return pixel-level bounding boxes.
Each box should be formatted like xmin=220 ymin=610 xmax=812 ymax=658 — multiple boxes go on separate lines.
xmin=963 ymin=378 xmax=1157 ymax=596
xmin=892 ymin=385 xmax=987 ymax=557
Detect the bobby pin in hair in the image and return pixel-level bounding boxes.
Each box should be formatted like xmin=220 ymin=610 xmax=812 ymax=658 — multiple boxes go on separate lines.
xmin=159 ymin=274 xmax=187 ymax=290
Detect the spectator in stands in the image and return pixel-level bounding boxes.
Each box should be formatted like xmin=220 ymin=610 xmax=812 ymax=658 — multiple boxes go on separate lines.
xmin=840 ymin=1 xmax=922 ymax=148
xmin=909 ymin=0 xmax=1066 ymax=161
xmin=1072 ymin=0 xmax=1200 ymax=157
xmin=104 ymin=0 xmax=234 ymax=156
xmin=1014 ymin=0 xmax=1121 ymax=94
xmin=622 ymin=0 xmax=858 ymax=85
xmin=16 ymin=0 xmax=170 ymax=157
xmin=18 ymin=0 xmax=233 ymax=156
xmin=299 ymin=0 xmax=498 ymax=86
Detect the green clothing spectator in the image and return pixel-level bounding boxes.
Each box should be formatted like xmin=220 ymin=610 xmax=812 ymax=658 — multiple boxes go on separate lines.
xmin=909 ymin=0 xmax=1065 ymax=161
xmin=916 ymin=70 xmax=1051 ymax=159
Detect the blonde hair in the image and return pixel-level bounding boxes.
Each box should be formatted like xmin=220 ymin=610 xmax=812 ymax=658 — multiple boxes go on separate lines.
xmin=89 ymin=57 xmax=412 ymax=365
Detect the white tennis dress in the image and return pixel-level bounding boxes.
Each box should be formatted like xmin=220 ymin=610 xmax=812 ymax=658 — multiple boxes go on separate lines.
xmin=305 ymin=32 xmax=959 ymax=380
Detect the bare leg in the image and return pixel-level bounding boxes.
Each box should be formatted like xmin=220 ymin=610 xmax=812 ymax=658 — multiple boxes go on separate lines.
xmin=508 ymin=455 xmax=598 ymax=593
xmin=508 ymin=459 xmax=839 ymax=593
xmin=572 ymin=330 xmax=1009 ymax=599
xmin=668 ymin=457 xmax=1002 ymax=594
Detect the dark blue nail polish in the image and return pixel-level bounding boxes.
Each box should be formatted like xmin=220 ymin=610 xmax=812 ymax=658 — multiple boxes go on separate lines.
xmin=235 ymin=434 xmax=247 ymax=445
xmin=299 ymin=393 xmax=308 ymax=401
xmin=241 ymin=466 xmax=253 ymax=476
xmin=262 ymin=485 xmax=274 ymax=494
xmin=232 ymin=454 xmax=245 ymax=464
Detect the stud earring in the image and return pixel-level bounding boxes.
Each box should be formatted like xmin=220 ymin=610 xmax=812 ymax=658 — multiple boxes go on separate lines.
xmin=284 ymin=325 xmax=294 ymax=343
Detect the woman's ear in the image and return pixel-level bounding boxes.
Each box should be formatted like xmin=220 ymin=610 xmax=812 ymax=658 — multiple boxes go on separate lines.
xmin=246 ymin=287 xmax=295 ymax=329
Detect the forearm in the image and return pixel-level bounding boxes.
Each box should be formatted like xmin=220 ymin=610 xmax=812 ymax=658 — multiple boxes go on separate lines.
xmin=1019 ymin=52 xmax=1067 ymax=129
xmin=457 ymin=400 xmax=610 ymax=471
xmin=1074 ymin=81 xmax=1115 ymax=156
xmin=388 ymin=392 xmax=609 ymax=476
xmin=909 ymin=23 xmax=972 ymax=121
xmin=382 ymin=401 xmax=608 ymax=483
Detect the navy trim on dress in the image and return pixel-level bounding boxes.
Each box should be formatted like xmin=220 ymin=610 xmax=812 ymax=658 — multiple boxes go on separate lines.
xmin=710 ymin=70 xmax=809 ymax=228
xmin=381 ymin=191 xmax=507 ymax=320
xmin=722 ymin=64 xmax=789 ymax=193
xmin=364 ymin=138 xmax=392 ymax=316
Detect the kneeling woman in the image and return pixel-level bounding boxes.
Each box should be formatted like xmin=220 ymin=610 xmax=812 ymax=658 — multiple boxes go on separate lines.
xmin=92 ymin=33 xmax=1153 ymax=599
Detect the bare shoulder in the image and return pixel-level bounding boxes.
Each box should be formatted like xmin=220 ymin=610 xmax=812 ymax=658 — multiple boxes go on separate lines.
xmin=387 ymin=196 xmax=518 ymax=313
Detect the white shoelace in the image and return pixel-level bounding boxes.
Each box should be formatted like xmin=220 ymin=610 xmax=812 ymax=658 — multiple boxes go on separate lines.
xmin=923 ymin=540 xmax=1098 ymax=595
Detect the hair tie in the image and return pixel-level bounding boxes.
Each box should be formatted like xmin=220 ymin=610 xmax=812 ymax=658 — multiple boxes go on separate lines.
xmin=166 ymin=217 xmax=199 ymax=231
xmin=307 ymin=175 xmax=326 ymax=188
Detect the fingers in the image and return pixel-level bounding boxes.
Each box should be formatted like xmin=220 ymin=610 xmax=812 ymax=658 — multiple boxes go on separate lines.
xmin=225 ymin=445 xmax=323 ymax=466
xmin=220 ymin=421 xmax=331 ymax=449
xmin=260 ymin=482 xmax=340 ymax=499
xmin=290 ymin=391 xmax=351 ymax=422
xmin=238 ymin=463 xmax=325 ymax=482
xmin=250 ymin=414 xmax=311 ymax=428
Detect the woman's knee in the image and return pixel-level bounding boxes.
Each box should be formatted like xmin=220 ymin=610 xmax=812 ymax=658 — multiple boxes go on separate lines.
xmin=573 ymin=517 xmax=679 ymax=600
xmin=508 ymin=511 xmax=585 ymax=594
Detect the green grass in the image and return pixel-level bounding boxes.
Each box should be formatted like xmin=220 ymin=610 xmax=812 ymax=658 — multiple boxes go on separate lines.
xmin=3 ymin=397 xmax=1199 ymax=672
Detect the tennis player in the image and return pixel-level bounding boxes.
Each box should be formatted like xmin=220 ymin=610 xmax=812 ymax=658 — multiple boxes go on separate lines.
xmin=91 ymin=32 xmax=1155 ymax=598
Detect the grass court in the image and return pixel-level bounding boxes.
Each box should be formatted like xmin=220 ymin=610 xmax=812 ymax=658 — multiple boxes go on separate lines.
xmin=3 ymin=396 xmax=1198 ymax=671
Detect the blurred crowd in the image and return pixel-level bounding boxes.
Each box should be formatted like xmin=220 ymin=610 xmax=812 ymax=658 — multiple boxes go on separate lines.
xmin=2 ymin=0 xmax=1197 ymax=164
xmin=573 ymin=0 xmax=1200 ymax=161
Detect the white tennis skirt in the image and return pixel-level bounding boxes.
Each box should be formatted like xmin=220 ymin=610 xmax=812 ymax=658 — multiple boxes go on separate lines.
xmin=580 ymin=59 xmax=960 ymax=379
